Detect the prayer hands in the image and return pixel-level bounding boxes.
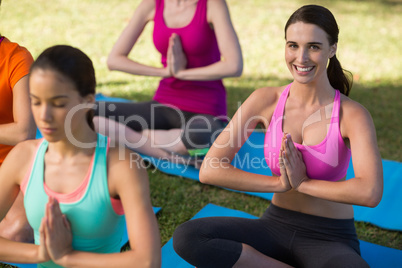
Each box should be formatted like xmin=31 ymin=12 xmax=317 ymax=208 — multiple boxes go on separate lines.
xmin=278 ymin=149 xmax=292 ymax=192
xmin=167 ymin=33 xmax=187 ymax=77
xmin=39 ymin=197 xmax=73 ymax=264
xmin=280 ymin=133 xmax=308 ymax=191
xmin=37 ymin=218 xmax=50 ymax=263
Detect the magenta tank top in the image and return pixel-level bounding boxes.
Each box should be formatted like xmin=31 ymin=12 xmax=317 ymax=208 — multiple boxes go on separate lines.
xmin=264 ymin=84 xmax=351 ymax=181
xmin=152 ymin=0 xmax=226 ymax=117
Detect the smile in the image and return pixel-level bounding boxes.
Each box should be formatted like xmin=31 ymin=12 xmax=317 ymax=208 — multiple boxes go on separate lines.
xmin=295 ymin=65 xmax=314 ymax=72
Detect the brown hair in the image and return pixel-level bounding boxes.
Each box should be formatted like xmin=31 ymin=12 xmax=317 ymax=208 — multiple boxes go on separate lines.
xmin=285 ymin=5 xmax=352 ymax=96
xmin=31 ymin=45 xmax=96 ymax=129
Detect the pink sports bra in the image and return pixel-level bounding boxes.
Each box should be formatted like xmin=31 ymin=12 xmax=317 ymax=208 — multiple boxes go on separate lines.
xmin=264 ymin=84 xmax=351 ymax=181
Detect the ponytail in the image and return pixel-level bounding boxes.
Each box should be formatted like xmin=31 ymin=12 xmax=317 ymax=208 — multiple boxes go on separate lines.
xmin=327 ymin=55 xmax=353 ymax=96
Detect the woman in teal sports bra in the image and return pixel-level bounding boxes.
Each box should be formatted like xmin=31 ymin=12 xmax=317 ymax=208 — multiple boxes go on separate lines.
xmin=0 ymin=45 xmax=161 ymax=267
xmin=173 ymin=5 xmax=383 ymax=268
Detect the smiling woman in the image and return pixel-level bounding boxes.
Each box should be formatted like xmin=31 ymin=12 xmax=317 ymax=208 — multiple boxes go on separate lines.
xmin=0 ymin=45 xmax=161 ymax=268
xmin=173 ymin=5 xmax=382 ymax=268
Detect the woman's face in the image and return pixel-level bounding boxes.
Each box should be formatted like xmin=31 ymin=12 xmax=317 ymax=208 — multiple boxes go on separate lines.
xmin=285 ymin=22 xmax=336 ymax=85
xmin=29 ymin=69 xmax=91 ymax=143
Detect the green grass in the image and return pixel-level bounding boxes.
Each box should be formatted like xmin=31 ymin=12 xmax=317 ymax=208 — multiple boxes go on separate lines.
xmin=1 ymin=0 xmax=401 ymax=266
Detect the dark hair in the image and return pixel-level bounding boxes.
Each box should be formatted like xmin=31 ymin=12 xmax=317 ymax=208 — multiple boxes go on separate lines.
xmin=31 ymin=45 xmax=96 ymax=129
xmin=284 ymin=5 xmax=352 ymax=96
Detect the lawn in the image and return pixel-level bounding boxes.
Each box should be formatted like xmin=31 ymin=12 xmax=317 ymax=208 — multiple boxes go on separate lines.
xmin=0 ymin=0 xmax=401 ymax=266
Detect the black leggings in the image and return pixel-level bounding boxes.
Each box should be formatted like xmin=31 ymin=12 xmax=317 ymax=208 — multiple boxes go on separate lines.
xmin=173 ymin=204 xmax=369 ymax=268
xmin=94 ymin=100 xmax=226 ymax=150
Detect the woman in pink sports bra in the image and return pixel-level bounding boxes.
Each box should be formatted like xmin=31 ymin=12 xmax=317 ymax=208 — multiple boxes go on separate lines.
xmin=173 ymin=5 xmax=383 ymax=268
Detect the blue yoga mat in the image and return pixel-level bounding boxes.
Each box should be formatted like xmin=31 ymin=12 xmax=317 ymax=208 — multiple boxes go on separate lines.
xmin=95 ymin=93 xmax=134 ymax=103
xmin=161 ymin=204 xmax=402 ymax=268
xmin=1 ymin=207 xmax=161 ymax=268
xmin=91 ymin=94 xmax=402 ymax=231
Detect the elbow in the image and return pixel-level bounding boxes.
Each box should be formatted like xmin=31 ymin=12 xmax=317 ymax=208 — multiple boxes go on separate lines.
xmin=365 ymin=198 xmax=381 ymax=208
xmin=234 ymin=65 xmax=243 ymax=77
xmin=362 ymin=187 xmax=383 ymax=208
xmin=198 ymin=166 xmax=209 ymax=184
xmin=230 ymin=61 xmax=243 ymax=77
xmin=127 ymin=251 xmax=161 ymax=268
xmin=143 ymin=259 xmax=161 ymax=268
xmin=15 ymin=125 xmax=36 ymax=144
xmin=143 ymin=252 xmax=161 ymax=268
xmin=106 ymin=58 xmax=115 ymax=71
xmin=223 ymin=58 xmax=243 ymax=78
xmin=199 ymin=163 xmax=215 ymax=185
xmin=231 ymin=63 xmax=243 ymax=77
xmin=129 ymin=259 xmax=160 ymax=268
xmin=106 ymin=55 xmax=119 ymax=71
xmin=27 ymin=125 xmax=37 ymax=140
xmin=366 ymin=192 xmax=382 ymax=208
xmin=199 ymin=157 xmax=231 ymax=184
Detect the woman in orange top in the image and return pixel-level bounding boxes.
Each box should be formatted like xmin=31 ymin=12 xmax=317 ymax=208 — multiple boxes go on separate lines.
xmin=0 ymin=10 xmax=37 ymax=242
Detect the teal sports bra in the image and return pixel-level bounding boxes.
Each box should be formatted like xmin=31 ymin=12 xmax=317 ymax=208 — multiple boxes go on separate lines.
xmin=23 ymin=134 xmax=125 ymax=268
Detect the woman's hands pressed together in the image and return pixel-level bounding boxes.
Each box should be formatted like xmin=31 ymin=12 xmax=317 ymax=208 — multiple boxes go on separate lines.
xmin=167 ymin=33 xmax=188 ymax=78
xmin=280 ymin=133 xmax=309 ymax=191
xmin=278 ymin=149 xmax=291 ymax=192
xmin=39 ymin=196 xmax=73 ymax=264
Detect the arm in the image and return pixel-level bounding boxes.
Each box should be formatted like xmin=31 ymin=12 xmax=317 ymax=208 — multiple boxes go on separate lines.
xmin=0 ymin=75 xmax=36 ymax=145
xmin=200 ymin=87 xmax=290 ymax=193
xmin=0 ymin=141 xmax=49 ymax=263
xmin=293 ymin=100 xmax=383 ymax=207
xmin=107 ymin=0 xmax=170 ymax=77
xmin=171 ymin=0 xmax=243 ymax=80
xmin=47 ymin=149 xmax=161 ymax=268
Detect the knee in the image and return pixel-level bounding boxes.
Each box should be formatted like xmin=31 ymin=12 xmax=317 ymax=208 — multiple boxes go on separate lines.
xmin=184 ymin=119 xmax=225 ymax=150
xmin=323 ymin=253 xmax=370 ymax=268
xmin=173 ymin=220 xmax=200 ymax=257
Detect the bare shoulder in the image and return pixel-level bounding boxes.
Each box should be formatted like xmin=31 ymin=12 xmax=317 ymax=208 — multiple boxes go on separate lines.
xmin=6 ymin=139 xmax=40 ymax=162
xmin=1 ymin=139 xmax=42 ymax=184
xmin=339 ymin=94 xmax=373 ymax=122
xmin=106 ymin=147 xmax=148 ymax=196
xmin=207 ymin=0 xmax=228 ymax=8
xmin=134 ymin=0 xmax=156 ymax=21
xmin=107 ymin=147 xmax=145 ymax=176
xmin=244 ymin=86 xmax=285 ymax=113
xmin=230 ymin=86 xmax=285 ymax=129
xmin=206 ymin=0 xmax=230 ymax=20
xmin=138 ymin=0 xmax=156 ymax=9
xmin=339 ymin=94 xmax=375 ymax=136
xmin=251 ymin=86 xmax=284 ymax=103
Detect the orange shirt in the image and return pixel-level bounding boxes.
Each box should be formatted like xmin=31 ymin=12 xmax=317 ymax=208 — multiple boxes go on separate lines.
xmin=0 ymin=37 xmax=34 ymax=165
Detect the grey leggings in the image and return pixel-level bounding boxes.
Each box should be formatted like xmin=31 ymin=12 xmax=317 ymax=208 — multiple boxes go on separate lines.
xmin=173 ymin=203 xmax=369 ymax=268
xmin=94 ymin=100 xmax=226 ymax=150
